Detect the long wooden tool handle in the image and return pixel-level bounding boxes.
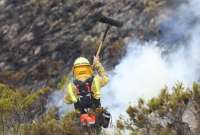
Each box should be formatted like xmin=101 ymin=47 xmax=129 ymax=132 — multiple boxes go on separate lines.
xmin=96 ymin=25 xmax=111 ymax=57
xmin=96 ymin=40 xmax=103 ymax=57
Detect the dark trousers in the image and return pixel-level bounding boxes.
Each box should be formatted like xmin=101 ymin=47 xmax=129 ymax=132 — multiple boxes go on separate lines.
xmin=74 ymin=97 xmax=101 ymax=114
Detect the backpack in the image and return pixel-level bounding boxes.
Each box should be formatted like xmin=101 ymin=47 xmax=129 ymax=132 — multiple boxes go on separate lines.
xmin=73 ymin=76 xmax=94 ymax=109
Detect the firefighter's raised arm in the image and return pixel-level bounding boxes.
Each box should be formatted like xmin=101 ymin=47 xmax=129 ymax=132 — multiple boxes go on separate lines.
xmin=93 ymin=56 xmax=109 ymax=87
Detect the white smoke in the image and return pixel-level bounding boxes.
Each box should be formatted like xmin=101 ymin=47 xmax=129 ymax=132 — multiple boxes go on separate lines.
xmin=47 ymin=0 xmax=200 ymax=122
xmin=46 ymin=90 xmax=74 ymax=117
xmin=102 ymin=0 xmax=200 ymax=120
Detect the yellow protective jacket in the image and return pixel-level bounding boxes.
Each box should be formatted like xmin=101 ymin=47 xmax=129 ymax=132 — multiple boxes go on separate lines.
xmin=64 ymin=60 xmax=109 ymax=104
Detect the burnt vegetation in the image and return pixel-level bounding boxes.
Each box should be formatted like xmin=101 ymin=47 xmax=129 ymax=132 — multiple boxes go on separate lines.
xmin=0 ymin=0 xmax=199 ymax=135
xmin=0 ymin=0 xmax=180 ymax=89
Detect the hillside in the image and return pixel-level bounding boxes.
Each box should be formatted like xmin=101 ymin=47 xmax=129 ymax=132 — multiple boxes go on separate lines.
xmin=1 ymin=0 xmax=200 ymax=135
xmin=0 ymin=0 xmax=181 ymax=89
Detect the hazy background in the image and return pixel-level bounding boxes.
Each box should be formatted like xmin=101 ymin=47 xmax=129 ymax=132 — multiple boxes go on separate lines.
xmin=47 ymin=0 xmax=200 ymax=121
xmin=102 ymin=0 xmax=200 ymax=119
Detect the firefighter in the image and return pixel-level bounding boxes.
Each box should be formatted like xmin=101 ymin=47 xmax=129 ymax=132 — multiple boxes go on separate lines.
xmin=64 ymin=56 xmax=109 ymax=114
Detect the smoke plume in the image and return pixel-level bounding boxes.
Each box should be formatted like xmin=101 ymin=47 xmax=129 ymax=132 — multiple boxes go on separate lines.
xmin=46 ymin=90 xmax=73 ymax=117
xmin=47 ymin=0 xmax=200 ymax=121
xmin=102 ymin=0 xmax=200 ymax=120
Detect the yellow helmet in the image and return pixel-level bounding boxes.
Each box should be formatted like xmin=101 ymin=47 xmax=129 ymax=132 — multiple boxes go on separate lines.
xmin=73 ymin=57 xmax=90 ymax=67
xmin=72 ymin=57 xmax=93 ymax=79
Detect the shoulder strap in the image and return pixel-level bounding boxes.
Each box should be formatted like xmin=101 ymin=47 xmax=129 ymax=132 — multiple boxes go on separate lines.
xmin=73 ymin=76 xmax=94 ymax=85
xmin=73 ymin=76 xmax=94 ymax=95
xmin=85 ymin=76 xmax=94 ymax=84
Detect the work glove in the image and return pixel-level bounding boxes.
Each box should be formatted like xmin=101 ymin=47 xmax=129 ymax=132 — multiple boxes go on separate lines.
xmin=92 ymin=56 xmax=109 ymax=87
xmin=93 ymin=56 xmax=101 ymax=69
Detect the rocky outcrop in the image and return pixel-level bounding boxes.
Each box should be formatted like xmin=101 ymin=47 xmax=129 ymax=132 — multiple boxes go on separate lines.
xmin=0 ymin=0 xmax=181 ymax=89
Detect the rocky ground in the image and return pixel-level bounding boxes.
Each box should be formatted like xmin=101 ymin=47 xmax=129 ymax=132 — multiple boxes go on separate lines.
xmin=1 ymin=0 xmax=200 ymax=135
xmin=0 ymin=0 xmax=181 ymax=90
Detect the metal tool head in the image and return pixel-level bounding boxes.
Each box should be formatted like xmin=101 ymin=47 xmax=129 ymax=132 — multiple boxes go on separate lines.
xmin=83 ymin=11 xmax=123 ymax=31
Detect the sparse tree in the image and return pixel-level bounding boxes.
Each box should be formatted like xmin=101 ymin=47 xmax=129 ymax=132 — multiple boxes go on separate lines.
xmin=121 ymin=82 xmax=199 ymax=135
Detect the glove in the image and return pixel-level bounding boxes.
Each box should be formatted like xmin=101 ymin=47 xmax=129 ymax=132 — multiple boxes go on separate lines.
xmin=93 ymin=56 xmax=101 ymax=69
